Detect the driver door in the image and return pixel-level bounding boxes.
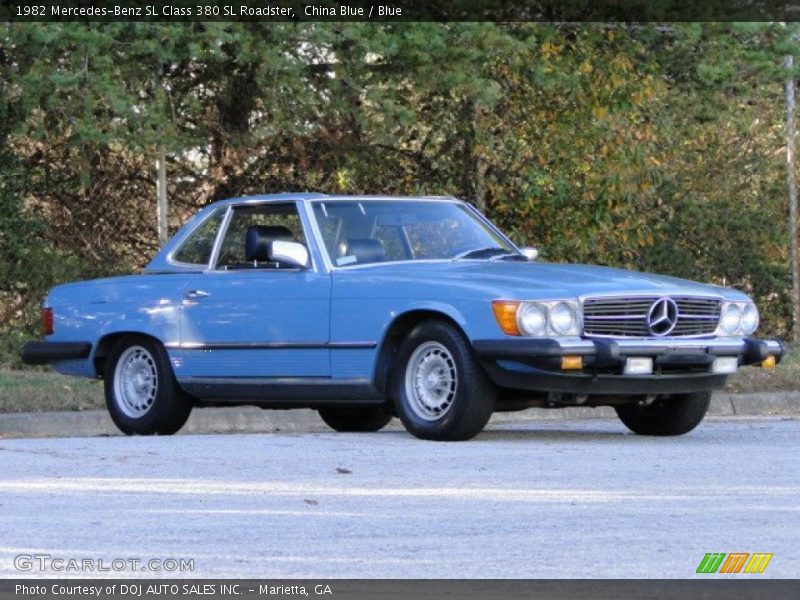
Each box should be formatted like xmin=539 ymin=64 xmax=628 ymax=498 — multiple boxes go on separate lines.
xmin=176 ymin=202 xmax=331 ymax=379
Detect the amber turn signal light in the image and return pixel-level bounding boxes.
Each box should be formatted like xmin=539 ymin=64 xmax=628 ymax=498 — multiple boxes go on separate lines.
xmin=492 ymin=300 xmax=521 ymax=336
xmin=761 ymin=355 xmax=776 ymax=369
xmin=561 ymin=356 xmax=583 ymax=370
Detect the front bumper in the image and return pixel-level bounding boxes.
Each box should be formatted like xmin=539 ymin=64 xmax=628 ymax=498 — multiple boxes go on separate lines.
xmin=20 ymin=341 xmax=92 ymax=365
xmin=472 ymin=337 xmax=784 ymax=395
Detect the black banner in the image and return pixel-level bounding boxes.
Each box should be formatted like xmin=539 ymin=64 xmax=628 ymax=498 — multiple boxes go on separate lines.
xmin=2 ymin=580 xmax=800 ymax=600
xmin=4 ymin=0 xmax=800 ymax=22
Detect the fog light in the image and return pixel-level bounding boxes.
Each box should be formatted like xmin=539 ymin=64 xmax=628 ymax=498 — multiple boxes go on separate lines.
xmin=561 ymin=356 xmax=583 ymax=370
xmin=712 ymin=357 xmax=739 ymax=374
xmin=623 ymin=357 xmax=653 ymax=375
xmin=761 ymin=355 xmax=776 ymax=369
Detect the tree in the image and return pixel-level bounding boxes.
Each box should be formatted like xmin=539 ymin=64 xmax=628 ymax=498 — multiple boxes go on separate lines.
xmin=1 ymin=21 xmax=798 ymax=361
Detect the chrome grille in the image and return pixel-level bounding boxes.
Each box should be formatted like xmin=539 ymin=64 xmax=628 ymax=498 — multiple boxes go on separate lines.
xmin=582 ymin=296 xmax=721 ymax=338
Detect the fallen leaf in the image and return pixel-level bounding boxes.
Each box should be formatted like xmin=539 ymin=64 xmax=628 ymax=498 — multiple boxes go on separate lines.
xmin=336 ymin=467 xmax=352 ymax=474
xmin=304 ymin=499 xmax=319 ymax=506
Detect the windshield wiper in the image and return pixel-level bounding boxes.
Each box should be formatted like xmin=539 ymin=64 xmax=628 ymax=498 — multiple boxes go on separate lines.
xmin=489 ymin=252 xmax=527 ymax=261
xmin=452 ymin=247 xmax=512 ymax=261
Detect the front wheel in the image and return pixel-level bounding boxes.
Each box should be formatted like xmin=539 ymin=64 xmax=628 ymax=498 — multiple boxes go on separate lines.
xmin=318 ymin=406 xmax=393 ymax=432
xmin=104 ymin=335 xmax=193 ymax=435
xmin=615 ymin=391 xmax=711 ymax=436
xmin=393 ymin=320 xmax=496 ymax=441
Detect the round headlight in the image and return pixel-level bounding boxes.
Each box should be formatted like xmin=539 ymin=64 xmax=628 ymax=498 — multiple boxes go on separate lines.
xmin=550 ymin=302 xmax=578 ymax=335
xmin=720 ymin=303 xmax=742 ymax=335
xmin=518 ymin=303 xmax=547 ymax=336
xmin=740 ymin=303 xmax=759 ymax=335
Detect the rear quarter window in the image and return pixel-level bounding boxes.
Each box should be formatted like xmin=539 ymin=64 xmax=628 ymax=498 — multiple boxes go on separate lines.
xmin=171 ymin=208 xmax=225 ymax=266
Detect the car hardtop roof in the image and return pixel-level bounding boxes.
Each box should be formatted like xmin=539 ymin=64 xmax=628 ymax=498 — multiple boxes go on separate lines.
xmin=208 ymin=193 xmax=460 ymax=208
xmin=146 ymin=193 xmax=472 ymax=273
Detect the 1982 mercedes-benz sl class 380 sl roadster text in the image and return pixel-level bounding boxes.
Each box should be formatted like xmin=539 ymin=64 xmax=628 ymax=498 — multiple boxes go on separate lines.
xmin=21 ymin=194 xmax=784 ymax=440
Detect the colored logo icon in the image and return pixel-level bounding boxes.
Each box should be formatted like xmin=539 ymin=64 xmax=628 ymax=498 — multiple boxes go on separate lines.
xmin=696 ymin=553 xmax=773 ymax=574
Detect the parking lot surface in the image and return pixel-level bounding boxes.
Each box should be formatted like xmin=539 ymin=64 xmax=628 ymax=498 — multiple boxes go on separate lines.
xmin=0 ymin=417 xmax=798 ymax=578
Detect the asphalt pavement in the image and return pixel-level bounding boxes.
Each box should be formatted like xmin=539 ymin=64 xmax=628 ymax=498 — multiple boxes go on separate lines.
xmin=0 ymin=417 xmax=798 ymax=578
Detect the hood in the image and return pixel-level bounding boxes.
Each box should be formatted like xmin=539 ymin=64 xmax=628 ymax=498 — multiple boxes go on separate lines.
xmin=344 ymin=260 xmax=749 ymax=301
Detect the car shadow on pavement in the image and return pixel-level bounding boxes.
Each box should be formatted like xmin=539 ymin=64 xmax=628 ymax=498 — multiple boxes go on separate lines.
xmin=373 ymin=425 xmax=632 ymax=442
xmin=475 ymin=427 xmax=630 ymax=442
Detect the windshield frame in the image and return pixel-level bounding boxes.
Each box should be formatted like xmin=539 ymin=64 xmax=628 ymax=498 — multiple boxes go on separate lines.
xmin=306 ymin=197 xmax=521 ymax=271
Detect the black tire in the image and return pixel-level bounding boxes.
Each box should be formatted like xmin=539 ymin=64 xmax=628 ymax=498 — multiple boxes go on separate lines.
xmin=392 ymin=320 xmax=496 ymax=441
xmin=318 ymin=406 xmax=393 ymax=432
xmin=104 ymin=335 xmax=193 ymax=435
xmin=615 ymin=391 xmax=711 ymax=436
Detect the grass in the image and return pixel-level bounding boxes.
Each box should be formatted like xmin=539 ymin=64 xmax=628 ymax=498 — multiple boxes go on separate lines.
xmin=0 ymin=345 xmax=796 ymax=413
xmin=0 ymin=369 xmax=105 ymax=413
xmin=725 ymin=343 xmax=800 ymax=394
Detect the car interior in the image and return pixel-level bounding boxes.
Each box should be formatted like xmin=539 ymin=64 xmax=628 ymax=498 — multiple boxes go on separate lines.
xmin=335 ymin=238 xmax=387 ymax=266
xmin=215 ymin=203 xmax=307 ymax=270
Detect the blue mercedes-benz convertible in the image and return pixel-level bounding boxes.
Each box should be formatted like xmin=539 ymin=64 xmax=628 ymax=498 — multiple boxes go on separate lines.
xmin=21 ymin=193 xmax=783 ymax=440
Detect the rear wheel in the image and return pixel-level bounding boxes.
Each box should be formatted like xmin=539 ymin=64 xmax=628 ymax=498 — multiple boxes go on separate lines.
xmin=317 ymin=406 xmax=393 ymax=432
xmin=615 ymin=391 xmax=711 ymax=436
xmin=393 ymin=320 xmax=496 ymax=441
xmin=104 ymin=335 xmax=192 ymax=435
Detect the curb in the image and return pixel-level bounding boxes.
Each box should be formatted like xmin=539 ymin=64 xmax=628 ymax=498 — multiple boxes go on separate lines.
xmin=720 ymin=391 xmax=800 ymax=416
xmin=0 ymin=392 xmax=798 ymax=439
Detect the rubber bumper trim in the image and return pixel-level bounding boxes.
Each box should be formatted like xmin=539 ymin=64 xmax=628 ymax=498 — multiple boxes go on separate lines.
xmin=20 ymin=341 xmax=92 ymax=365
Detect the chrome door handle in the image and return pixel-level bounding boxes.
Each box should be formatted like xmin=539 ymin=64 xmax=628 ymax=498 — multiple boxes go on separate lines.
xmin=185 ymin=289 xmax=210 ymax=299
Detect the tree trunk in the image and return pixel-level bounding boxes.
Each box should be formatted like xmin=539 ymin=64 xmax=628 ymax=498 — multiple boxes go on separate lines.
xmin=195 ymin=63 xmax=257 ymax=206
xmin=156 ymin=144 xmax=168 ymax=247
xmin=785 ymin=55 xmax=799 ymax=342
xmin=463 ymin=98 xmax=487 ymax=212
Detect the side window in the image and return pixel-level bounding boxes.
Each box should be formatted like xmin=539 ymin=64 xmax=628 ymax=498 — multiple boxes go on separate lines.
xmin=216 ymin=203 xmax=306 ymax=270
xmin=172 ymin=208 xmax=225 ymax=266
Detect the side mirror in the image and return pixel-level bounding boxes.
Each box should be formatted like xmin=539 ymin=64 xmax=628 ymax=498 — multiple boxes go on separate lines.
xmin=268 ymin=240 xmax=309 ymax=268
xmin=520 ymin=246 xmax=539 ymax=261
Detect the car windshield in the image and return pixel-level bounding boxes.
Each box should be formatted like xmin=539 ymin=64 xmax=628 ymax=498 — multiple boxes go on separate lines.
xmin=311 ymin=200 xmax=518 ymax=267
